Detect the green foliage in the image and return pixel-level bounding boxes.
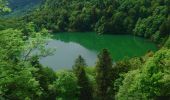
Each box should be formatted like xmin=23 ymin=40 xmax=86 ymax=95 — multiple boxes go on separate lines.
xmin=0 ymin=0 xmax=169 ymax=99
xmin=133 ymin=15 xmax=165 ymax=38
xmin=2 ymin=0 xmax=42 ymax=17
xmin=73 ymin=55 xmax=93 ymax=100
xmin=111 ymin=57 xmax=144 ymax=96
xmin=0 ymin=61 xmax=42 ymax=100
xmin=30 ymin=56 xmax=57 ymax=99
xmin=159 ymin=16 xmax=170 ymax=36
xmin=0 ymin=26 xmax=53 ymax=99
xmin=52 ymin=71 xmax=78 ymax=100
xmin=0 ymin=28 xmax=43 ymax=99
xmin=0 ymin=0 xmax=11 ymax=14
xmin=22 ymin=22 xmax=54 ymax=61
xmin=0 ymin=29 xmax=24 ymax=60
xmin=117 ymin=48 xmax=170 ymax=100
xmin=77 ymin=66 xmax=93 ymax=100
xmin=164 ymin=37 xmax=170 ymax=48
xmin=21 ymin=0 xmax=168 ymax=44
xmin=72 ymin=55 xmax=86 ymax=75
xmin=0 ymin=18 xmax=25 ymax=30
xmin=95 ymin=49 xmax=113 ymax=100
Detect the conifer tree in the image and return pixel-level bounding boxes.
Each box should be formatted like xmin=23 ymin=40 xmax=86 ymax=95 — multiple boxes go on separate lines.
xmin=72 ymin=55 xmax=86 ymax=76
xmin=77 ymin=66 xmax=93 ymax=100
xmin=95 ymin=49 xmax=113 ymax=100
xmin=73 ymin=55 xmax=93 ymax=100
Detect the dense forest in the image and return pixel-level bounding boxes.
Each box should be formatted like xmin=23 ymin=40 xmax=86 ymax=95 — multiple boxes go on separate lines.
xmin=0 ymin=0 xmax=42 ymax=17
xmin=0 ymin=0 xmax=170 ymax=100
xmin=25 ymin=0 xmax=170 ymax=44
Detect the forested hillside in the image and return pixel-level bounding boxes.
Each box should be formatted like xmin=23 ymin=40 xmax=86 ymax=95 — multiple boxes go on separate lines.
xmin=0 ymin=0 xmax=170 ymax=100
xmin=2 ymin=0 xmax=43 ymax=16
xmin=25 ymin=0 xmax=170 ymax=44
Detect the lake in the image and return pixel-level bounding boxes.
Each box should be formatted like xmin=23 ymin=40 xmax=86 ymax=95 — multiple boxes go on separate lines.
xmin=40 ymin=32 xmax=158 ymax=70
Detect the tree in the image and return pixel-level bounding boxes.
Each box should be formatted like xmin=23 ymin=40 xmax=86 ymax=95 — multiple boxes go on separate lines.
xmin=0 ymin=29 xmax=42 ymax=99
xmin=159 ymin=17 xmax=170 ymax=36
xmin=0 ymin=0 xmax=11 ymax=14
xmin=77 ymin=66 xmax=93 ymax=100
xmin=30 ymin=56 xmax=57 ymax=100
xmin=0 ymin=61 xmax=42 ymax=100
xmin=72 ymin=55 xmax=86 ymax=76
xmin=73 ymin=55 xmax=93 ymax=100
xmin=0 ymin=27 xmax=53 ymax=99
xmin=133 ymin=15 xmax=165 ymax=38
xmin=95 ymin=49 xmax=113 ymax=100
xmin=0 ymin=29 xmax=24 ymax=60
xmin=22 ymin=22 xmax=54 ymax=61
xmin=117 ymin=48 xmax=170 ymax=100
xmin=164 ymin=37 xmax=170 ymax=48
xmin=52 ymin=71 xmax=78 ymax=100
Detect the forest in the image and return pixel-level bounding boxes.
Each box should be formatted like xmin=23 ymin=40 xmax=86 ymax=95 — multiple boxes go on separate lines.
xmin=0 ymin=0 xmax=170 ymax=100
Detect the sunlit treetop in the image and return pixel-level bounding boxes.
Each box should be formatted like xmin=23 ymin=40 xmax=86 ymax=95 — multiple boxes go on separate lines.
xmin=0 ymin=0 xmax=11 ymax=14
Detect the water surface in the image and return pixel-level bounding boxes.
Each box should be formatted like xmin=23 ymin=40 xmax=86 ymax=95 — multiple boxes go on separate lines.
xmin=40 ymin=32 xmax=157 ymax=70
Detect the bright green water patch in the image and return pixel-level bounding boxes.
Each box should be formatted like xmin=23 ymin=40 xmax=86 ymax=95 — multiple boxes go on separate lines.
xmin=40 ymin=32 xmax=158 ymax=70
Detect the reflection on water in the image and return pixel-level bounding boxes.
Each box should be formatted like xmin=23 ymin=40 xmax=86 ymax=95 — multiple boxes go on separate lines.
xmin=40 ymin=32 xmax=157 ymax=70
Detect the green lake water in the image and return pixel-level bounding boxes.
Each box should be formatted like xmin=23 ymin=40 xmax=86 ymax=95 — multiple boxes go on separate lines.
xmin=40 ymin=32 xmax=158 ymax=70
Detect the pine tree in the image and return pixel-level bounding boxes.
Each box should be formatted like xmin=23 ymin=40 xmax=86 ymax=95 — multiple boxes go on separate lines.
xmin=73 ymin=55 xmax=93 ymax=100
xmin=77 ymin=66 xmax=93 ymax=100
xmin=95 ymin=49 xmax=113 ymax=100
xmin=72 ymin=55 xmax=86 ymax=76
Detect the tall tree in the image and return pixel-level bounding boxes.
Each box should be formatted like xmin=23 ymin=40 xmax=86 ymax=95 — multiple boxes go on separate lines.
xmin=73 ymin=55 xmax=93 ymax=100
xmin=72 ymin=55 xmax=86 ymax=76
xmin=95 ymin=49 xmax=113 ymax=100
xmin=159 ymin=17 xmax=170 ymax=36
xmin=77 ymin=65 xmax=93 ymax=100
